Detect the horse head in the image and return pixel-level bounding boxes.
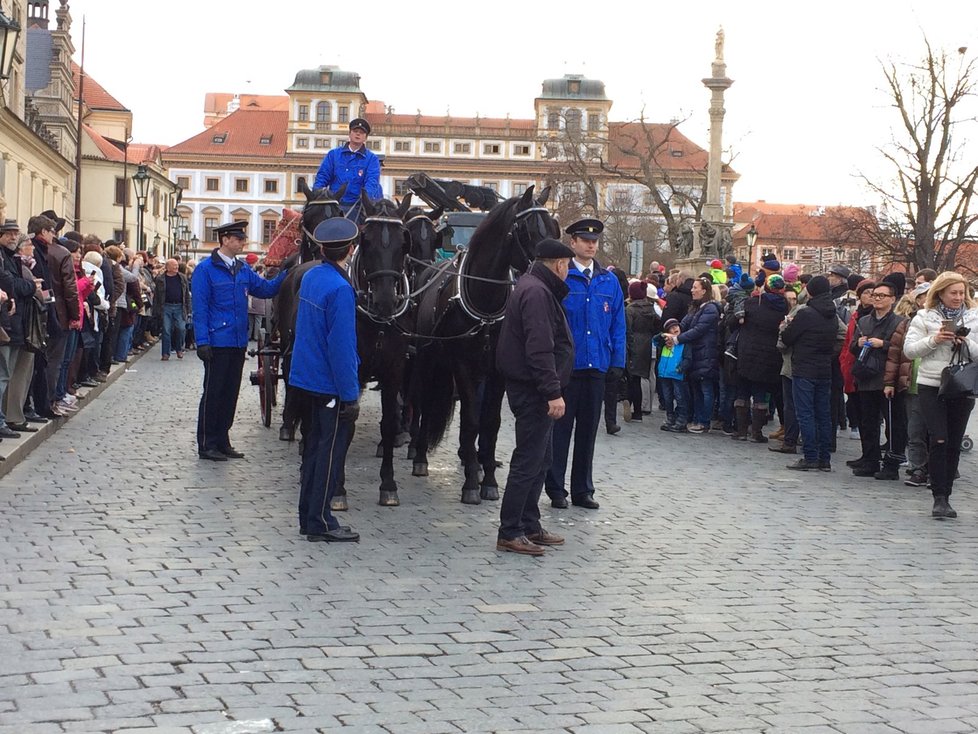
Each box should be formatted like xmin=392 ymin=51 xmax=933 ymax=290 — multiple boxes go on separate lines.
xmin=402 ymin=193 xmax=444 ymax=275
xmin=298 ymin=178 xmax=347 ymax=262
xmin=356 ymin=190 xmax=410 ymax=321
xmin=509 ymin=185 xmax=557 ymax=273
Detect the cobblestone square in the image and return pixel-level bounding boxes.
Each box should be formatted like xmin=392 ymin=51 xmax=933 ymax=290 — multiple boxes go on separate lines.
xmin=1 ymin=350 xmax=977 ymax=733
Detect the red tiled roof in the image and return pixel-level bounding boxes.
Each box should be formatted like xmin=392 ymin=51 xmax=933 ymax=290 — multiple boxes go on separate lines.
xmin=72 ymin=62 xmax=128 ymax=111
xmin=607 ymin=122 xmax=712 ymax=173
xmin=732 ymin=206 xmax=877 ymax=246
xmin=371 ymin=113 xmax=536 ymax=130
xmin=166 ymin=109 xmax=288 ymax=157
xmin=83 ymin=124 xmax=164 ymax=164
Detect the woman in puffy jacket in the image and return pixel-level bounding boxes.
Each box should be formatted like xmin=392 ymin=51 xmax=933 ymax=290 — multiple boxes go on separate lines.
xmin=668 ymin=276 xmax=720 ymax=433
xmin=903 ymin=271 xmax=978 ymax=519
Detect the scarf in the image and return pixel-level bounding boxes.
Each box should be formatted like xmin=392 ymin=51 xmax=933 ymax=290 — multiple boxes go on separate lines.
xmin=938 ymin=303 xmax=964 ymax=323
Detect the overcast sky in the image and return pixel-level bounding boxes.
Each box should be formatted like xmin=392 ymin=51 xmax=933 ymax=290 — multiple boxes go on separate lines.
xmin=67 ymin=0 xmax=977 ymax=207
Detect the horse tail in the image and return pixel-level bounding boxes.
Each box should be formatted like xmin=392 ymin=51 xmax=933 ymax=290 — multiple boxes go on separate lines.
xmin=412 ymin=340 xmax=456 ymax=450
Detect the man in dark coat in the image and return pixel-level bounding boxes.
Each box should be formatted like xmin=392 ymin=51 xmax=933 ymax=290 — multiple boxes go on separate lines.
xmin=661 ymin=274 xmax=693 ymax=323
xmin=496 ymin=238 xmax=575 ymax=556
xmin=0 ymin=219 xmax=40 ymax=437
xmin=782 ymin=275 xmax=839 ymax=471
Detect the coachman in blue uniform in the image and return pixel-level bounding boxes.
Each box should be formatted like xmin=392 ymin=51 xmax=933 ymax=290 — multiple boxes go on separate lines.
xmin=545 ymin=218 xmax=626 ymax=510
xmin=289 ymin=218 xmax=362 ymax=543
xmin=312 ymin=118 xmax=383 ymax=224
xmin=192 ymin=222 xmax=287 ymax=460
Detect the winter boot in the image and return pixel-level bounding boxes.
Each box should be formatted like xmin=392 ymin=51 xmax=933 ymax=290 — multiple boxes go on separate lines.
xmin=932 ymin=495 xmax=957 ymax=519
xmin=731 ymin=402 xmax=749 ymax=441
xmin=874 ymin=463 xmax=900 ymax=480
xmin=749 ymin=404 xmax=769 ymax=443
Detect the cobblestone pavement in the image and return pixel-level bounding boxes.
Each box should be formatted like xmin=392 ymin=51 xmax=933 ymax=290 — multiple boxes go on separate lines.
xmin=2 ymin=345 xmax=978 ymax=734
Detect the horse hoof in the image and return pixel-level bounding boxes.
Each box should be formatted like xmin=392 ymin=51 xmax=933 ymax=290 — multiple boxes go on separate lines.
xmin=406 ymin=446 xmax=417 ymax=460
xmin=330 ymin=496 xmax=349 ymax=512
xmin=375 ymin=441 xmax=384 ymax=458
xmin=481 ymin=486 xmax=499 ymax=501
xmin=278 ymin=426 xmax=295 ymax=442
xmin=379 ymin=490 xmax=400 ymax=507
xmin=461 ymin=490 xmax=482 ymax=505
xmin=412 ymin=463 xmax=428 ymax=477
xmin=394 ymin=432 xmax=411 ymax=448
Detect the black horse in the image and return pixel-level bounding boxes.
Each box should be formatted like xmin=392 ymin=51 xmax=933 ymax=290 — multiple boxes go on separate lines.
xmin=339 ymin=192 xmax=414 ymax=507
xmin=274 ymin=180 xmax=346 ymax=442
xmin=410 ymin=185 xmax=557 ymax=504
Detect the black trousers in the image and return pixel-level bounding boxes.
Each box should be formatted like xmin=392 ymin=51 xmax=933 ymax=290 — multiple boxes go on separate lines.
xmin=627 ymin=374 xmax=644 ymax=419
xmin=297 ymin=389 xmax=351 ymax=535
xmin=918 ymin=385 xmax=974 ymax=497
xmin=858 ymin=390 xmax=907 ymax=467
xmin=546 ymin=371 xmax=604 ymax=501
xmin=100 ymin=311 xmax=120 ymax=372
xmin=196 ymin=347 xmax=247 ymax=453
xmin=498 ymin=381 xmax=553 ymax=540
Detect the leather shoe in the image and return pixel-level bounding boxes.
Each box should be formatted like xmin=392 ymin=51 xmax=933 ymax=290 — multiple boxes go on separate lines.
xmin=527 ymin=529 xmax=565 ymax=546
xmin=495 ymin=536 xmax=545 ymax=556
xmin=307 ymin=527 xmax=360 ymax=542
xmin=550 ymin=496 xmax=568 ymax=509
xmin=25 ymin=413 xmax=49 ymax=424
xmin=301 ymin=525 xmax=350 ymax=535
xmin=572 ymin=495 xmax=600 ymax=509
xmin=0 ymin=426 xmax=21 ymax=439
xmin=606 ymin=423 xmax=621 ymax=435
xmin=199 ymin=448 xmax=229 ymax=461
xmin=5 ymin=423 xmax=37 ymax=433
xmin=222 ymin=447 xmax=246 ymax=459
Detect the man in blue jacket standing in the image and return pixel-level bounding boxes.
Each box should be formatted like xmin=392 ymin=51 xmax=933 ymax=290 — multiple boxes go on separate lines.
xmin=289 ymin=218 xmax=361 ymax=543
xmin=312 ymin=118 xmax=383 ymax=223
xmin=545 ymin=218 xmax=626 ymax=510
xmin=192 ymin=222 xmax=288 ymax=461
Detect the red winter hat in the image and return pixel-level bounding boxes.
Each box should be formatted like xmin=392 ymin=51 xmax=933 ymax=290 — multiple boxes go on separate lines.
xmin=710 ymin=259 xmax=723 ymax=269
xmin=245 ymin=252 xmax=259 ymax=265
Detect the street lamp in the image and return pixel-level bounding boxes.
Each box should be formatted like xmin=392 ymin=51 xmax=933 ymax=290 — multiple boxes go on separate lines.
xmin=152 ymin=233 xmax=161 ymax=253
xmin=191 ymin=234 xmax=199 ymax=261
xmin=132 ymin=165 xmax=150 ymax=250
xmin=745 ymin=223 xmax=758 ymax=266
xmin=0 ymin=9 xmax=21 ymax=81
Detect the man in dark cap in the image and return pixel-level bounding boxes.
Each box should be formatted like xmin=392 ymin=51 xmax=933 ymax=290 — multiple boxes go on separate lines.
xmin=192 ymin=221 xmax=289 ymax=460
xmin=289 ymin=217 xmax=362 ymax=543
xmin=495 ymin=238 xmax=576 ymax=555
xmin=782 ymin=275 xmax=840 ymax=471
xmin=545 ymin=218 xmax=626 ymax=510
xmin=39 ymin=210 xmax=66 ymax=233
xmin=312 ymin=118 xmax=383 ymax=223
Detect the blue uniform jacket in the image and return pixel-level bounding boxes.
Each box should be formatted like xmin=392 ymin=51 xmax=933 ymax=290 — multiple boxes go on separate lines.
xmin=313 ymin=144 xmax=383 ymax=205
xmin=288 ymin=261 xmax=360 ymax=402
xmin=563 ymin=261 xmax=626 ymax=373
xmin=191 ymin=250 xmax=286 ymax=348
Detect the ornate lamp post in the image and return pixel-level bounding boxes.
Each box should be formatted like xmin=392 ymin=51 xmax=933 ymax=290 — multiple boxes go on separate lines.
xmin=132 ymin=165 xmax=151 ymax=250
xmin=168 ymin=208 xmax=179 ymax=259
xmin=152 ymin=233 xmax=161 ymax=254
xmin=0 ymin=9 xmax=21 ymax=81
xmin=191 ymin=234 xmax=199 ymax=262
xmin=745 ymin=223 xmax=758 ymax=268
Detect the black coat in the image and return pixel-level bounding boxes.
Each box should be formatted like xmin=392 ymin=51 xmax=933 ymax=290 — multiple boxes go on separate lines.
xmin=0 ymin=246 xmax=37 ymax=345
xmin=678 ymin=300 xmax=721 ymax=380
xmin=625 ymin=299 xmax=660 ymax=377
xmin=497 ymin=261 xmax=574 ymax=400
xmin=849 ymin=310 xmax=905 ymax=392
xmin=661 ymin=279 xmax=693 ymax=323
xmin=781 ymin=293 xmax=839 ymax=380
xmin=737 ymin=294 xmax=788 ymax=384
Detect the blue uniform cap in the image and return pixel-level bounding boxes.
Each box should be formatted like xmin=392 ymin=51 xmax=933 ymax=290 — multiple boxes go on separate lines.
xmin=565 ymin=218 xmax=603 ymax=241
xmin=312 ymin=217 xmax=359 ymax=247
xmin=349 ymin=118 xmax=371 ymax=135
xmin=214 ymin=221 xmax=248 ymax=240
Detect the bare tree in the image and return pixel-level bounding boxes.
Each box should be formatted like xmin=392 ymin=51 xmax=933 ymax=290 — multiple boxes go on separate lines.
xmin=863 ymin=40 xmax=978 ymax=272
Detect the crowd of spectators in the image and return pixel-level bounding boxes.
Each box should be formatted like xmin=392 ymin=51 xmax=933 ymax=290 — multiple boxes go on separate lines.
xmin=0 ymin=211 xmax=198 ymax=457
xmin=615 ymin=255 xmax=977 ymax=520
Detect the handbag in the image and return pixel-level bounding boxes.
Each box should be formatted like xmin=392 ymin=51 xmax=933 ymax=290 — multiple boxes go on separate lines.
xmin=24 ymin=298 xmax=48 ymax=353
xmin=939 ymin=341 xmax=978 ymax=399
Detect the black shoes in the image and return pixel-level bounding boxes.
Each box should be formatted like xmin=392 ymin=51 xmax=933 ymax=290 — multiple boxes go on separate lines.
xmin=308 ymin=527 xmax=360 ymax=542
xmin=874 ymin=465 xmax=900 ymax=481
xmin=606 ymin=423 xmax=622 ymax=435
xmin=852 ymin=465 xmax=879 ymax=477
xmin=550 ymin=496 xmax=569 ymax=509
xmin=5 ymin=423 xmax=38 ymax=433
xmin=222 ymin=447 xmax=246 ymax=459
xmin=0 ymin=426 xmax=22 ymax=439
xmin=819 ymin=461 xmax=832 ymax=473
xmin=932 ymin=496 xmax=957 ymax=519
xmin=198 ymin=448 xmax=229 ymax=461
xmin=24 ymin=413 xmax=49 ymax=424
xmin=905 ymin=470 xmax=928 ymax=487
xmin=572 ymin=495 xmax=600 ymax=509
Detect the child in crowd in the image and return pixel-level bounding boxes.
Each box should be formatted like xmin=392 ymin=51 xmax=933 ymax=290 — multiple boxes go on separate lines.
xmin=655 ymin=318 xmax=692 ymax=433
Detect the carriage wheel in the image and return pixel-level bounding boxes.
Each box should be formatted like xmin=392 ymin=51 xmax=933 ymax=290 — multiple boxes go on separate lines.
xmin=261 ymin=355 xmax=277 ymax=428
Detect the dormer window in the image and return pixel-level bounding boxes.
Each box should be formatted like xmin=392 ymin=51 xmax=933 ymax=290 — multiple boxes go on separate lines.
xmin=212 ymin=133 xmax=227 ymax=144
xmin=259 ymin=135 xmax=272 ymax=145
xmin=671 ymin=148 xmax=684 ymax=158
xmin=568 ymin=80 xmax=581 ymax=94
xmin=321 ymin=71 xmax=332 ymax=85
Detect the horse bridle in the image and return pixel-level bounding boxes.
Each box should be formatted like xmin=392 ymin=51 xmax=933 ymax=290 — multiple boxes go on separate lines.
xmin=351 ymin=215 xmax=411 ymax=323
xmin=511 ymin=205 xmax=555 ymax=268
xmin=300 ymin=198 xmax=342 ymax=242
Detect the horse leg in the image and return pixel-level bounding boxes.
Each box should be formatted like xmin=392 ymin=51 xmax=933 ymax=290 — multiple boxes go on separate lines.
xmin=330 ymin=419 xmax=354 ymax=512
xmin=378 ymin=374 xmax=401 ymax=506
xmin=278 ymin=353 xmax=297 ymax=441
xmin=454 ymin=364 xmax=482 ymax=505
xmin=477 ymin=372 xmax=505 ymax=501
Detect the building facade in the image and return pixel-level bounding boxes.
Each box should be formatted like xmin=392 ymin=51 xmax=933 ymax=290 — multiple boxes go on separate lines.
xmin=165 ymin=66 xmax=737 ymax=264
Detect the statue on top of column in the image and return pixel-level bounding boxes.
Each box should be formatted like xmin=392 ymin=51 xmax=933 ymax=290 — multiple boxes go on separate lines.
xmin=715 ymin=27 xmax=725 ymax=63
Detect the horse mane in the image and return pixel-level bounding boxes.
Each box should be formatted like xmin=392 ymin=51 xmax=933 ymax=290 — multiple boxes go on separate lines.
xmin=465 ymin=196 xmax=520 ymax=256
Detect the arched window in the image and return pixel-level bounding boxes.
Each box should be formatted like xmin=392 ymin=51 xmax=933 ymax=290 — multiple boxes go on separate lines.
xmin=316 ymin=102 xmax=331 ymax=123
